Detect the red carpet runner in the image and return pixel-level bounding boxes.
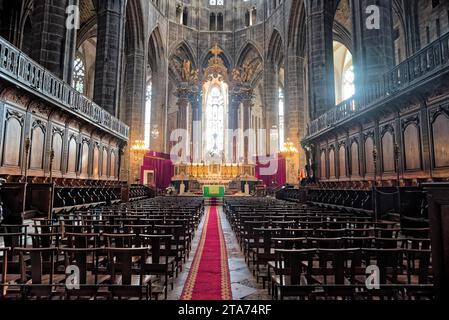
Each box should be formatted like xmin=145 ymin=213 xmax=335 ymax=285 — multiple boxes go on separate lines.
xmin=180 ymin=206 xmax=232 ymax=300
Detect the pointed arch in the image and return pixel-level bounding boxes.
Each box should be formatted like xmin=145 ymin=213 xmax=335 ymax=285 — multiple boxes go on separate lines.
xmin=235 ymin=42 xmax=263 ymax=86
xmin=169 ymin=41 xmax=197 ymax=82
xmin=148 ymin=26 xmax=165 ymax=72
xmin=267 ymin=29 xmax=284 ymax=67
xmin=287 ymin=0 xmax=306 ymax=57
xmin=125 ymin=0 xmax=145 ymax=52
xmin=333 ymin=0 xmax=353 ymax=52
xmin=236 ymin=42 xmax=263 ymax=67
xmin=201 ymin=45 xmax=232 ymax=70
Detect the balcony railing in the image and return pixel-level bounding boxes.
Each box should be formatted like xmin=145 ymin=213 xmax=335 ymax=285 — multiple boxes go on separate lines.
xmin=307 ymin=31 xmax=449 ymax=138
xmin=0 ymin=37 xmax=129 ymax=141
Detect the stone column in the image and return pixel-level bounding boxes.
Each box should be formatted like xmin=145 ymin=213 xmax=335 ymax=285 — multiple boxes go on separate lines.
xmin=285 ymin=52 xmax=306 ymax=181
xmin=150 ymin=72 xmax=166 ymax=153
xmin=175 ymin=87 xmax=191 ymax=162
xmin=190 ymin=91 xmax=201 ymax=163
xmin=228 ymin=93 xmax=241 ymax=163
xmin=264 ymin=62 xmax=279 ymax=154
xmin=305 ymin=0 xmax=335 ymax=120
xmin=242 ymin=98 xmax=253 ymax=164
xmin=63 ymin=0 xmax=79 ymax=83
xmin=124 ymin=48 xmax=146 ymax=185
xmin=93 ymin=0 xmax=126 ymax=116
xmin=352 ymin=0 xmax=394 ymax=102
xmin=31 ymin=0 xmax=75 ymax=80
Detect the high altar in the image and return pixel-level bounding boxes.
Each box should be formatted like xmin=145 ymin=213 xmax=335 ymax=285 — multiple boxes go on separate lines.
xmin=170 ymin=45 xmax=261 ymax=194
xmin=172 ymin=162 xmax=258 ymax=194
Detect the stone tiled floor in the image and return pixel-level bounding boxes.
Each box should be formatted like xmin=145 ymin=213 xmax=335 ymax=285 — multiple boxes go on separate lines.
xmin=168 ymin=206 xmax=270 ymax=300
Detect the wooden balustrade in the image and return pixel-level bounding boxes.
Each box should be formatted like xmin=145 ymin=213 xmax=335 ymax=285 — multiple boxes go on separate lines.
xmin=307 ymin=32 xmax=449 ymax=137
xmin=0 ymin=36 xmax=129 ymax=140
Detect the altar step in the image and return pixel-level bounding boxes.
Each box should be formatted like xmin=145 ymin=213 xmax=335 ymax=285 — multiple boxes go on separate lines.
xmin=204 ymin=198 xmax=224 ymax=206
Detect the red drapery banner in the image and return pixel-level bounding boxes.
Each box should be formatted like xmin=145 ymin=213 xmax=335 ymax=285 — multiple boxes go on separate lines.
xmin=255 ymin=154 xmax=286 ymax=187
xmin=140 ymin=151 xmax=174 ymax=189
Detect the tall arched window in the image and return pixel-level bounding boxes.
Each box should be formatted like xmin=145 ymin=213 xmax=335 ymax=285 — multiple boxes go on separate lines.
xmin=210 ymin=12 xmax=216 ymax=30
xmin=333 ymin=41 xmax=355 ymax=104
xmin=205 ymin=86 xmax=225 ymax=156
xmin=72 ymin=56 xmax=86 ymax=94
xmin=343 ymin=65 xmax=355 ymax=100
xmin=144 ymin=83 xmax=152 ymax=148
xmin=217 ymin=12 xmax=224 ymax=31
xmin=182 ymin=7 xmax=188 ymax=26
xmin=278 ymin=87 xmax=285 ymax=149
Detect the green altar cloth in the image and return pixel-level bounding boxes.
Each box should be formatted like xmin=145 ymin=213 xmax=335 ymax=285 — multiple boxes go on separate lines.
xmin=203 ymin=185 xmax=225 ymax=198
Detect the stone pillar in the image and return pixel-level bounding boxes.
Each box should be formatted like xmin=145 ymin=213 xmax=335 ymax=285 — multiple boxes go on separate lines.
xmin=31 ymin=0 xmax=75 ymax=80
xmin=285 ymin=52 xmax=306 ymax=181
xmin=422 ymin=183 xmax=449 ymax=300
xmin=150 ymin=72 xmax=166 ymax=153
xmin=305 ymin=0 xmax=335 ymax=120
xmin=241 ymin=98 xmax=253 ymax=164
xmin=190 ymin=92 xmax=201 ymax=163
xmin=124 ymin=48 xmax=146 ymax=185
xmin=265 ymin=62 xmax=279 ymax=154
xmin=229 ymin=94 xmax=241 ymax=163
xmin=63 ymin=0 xmax=79 ymax=83
xmin=93 ymin=0 xmax=125 ymax=116
xmin=175 ymin=89 xmax=190 ymax=162
xmin=352 ymin=0 xmax=394 ymax=101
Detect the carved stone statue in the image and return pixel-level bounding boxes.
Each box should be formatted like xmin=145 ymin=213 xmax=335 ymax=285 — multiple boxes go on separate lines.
xmin=241 ymin=62 xmax=254 ymax=83
xmin=232 ymin=68 xmax=241 ymax=82
xmin=181 ymin=60 xmax=191 ymax=81
xmin=190 ymin=69 xmax=199 ymax=82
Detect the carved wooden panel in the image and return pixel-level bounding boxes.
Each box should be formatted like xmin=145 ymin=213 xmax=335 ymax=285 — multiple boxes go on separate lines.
xmin=29 ymin=125 xmax=45 ymax=169
xmin=92 ymin=144 xmax=99 ymax=177
xmin=67 ymin=137 xmax=77 ymax=173
xmin=81 ymin=142 xmax=89 ymax=175
xmin=339 ymin=146 xmax=346 ymax=177
xmin=329 ymin=148 xmax=336 ymax=178
xmin=320 ymin=150 xmax=326 ymax=178
xmin=382 ymin=131 xmax=395 ymax=172
xmin=350 ymin=141 xmax=359 ymax=176
xmin=102 ymin=148 xmax=108 ymax=177
xmin=52 ymin=133 xmax=63 ymax=171
xmin=365 ymin=137 xmax=375 ymax=174
xmin=432 ymin=114 xmax=449 ymax=168
xmin=2 ymin=116 xmax=23 ymax=166
xmin=404 ymin=124 xmax=422 ymax=170
xmin=110 ymin=151 xmax=116 ymax=178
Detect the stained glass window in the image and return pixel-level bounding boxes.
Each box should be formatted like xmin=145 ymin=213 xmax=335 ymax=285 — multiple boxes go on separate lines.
xmin=72 ymin=56 xmax=85 ymax=94
xmin=209 ymin=0 xmax=224 ymax=5
xmin=343 ymin=65 xmax=355 ymax=101
xmin=205 ymin=86 xmax=224 ymax=156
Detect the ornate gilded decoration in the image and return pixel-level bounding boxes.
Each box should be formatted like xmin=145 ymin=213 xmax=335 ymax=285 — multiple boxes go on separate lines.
xmin=232 ymin=62 xmax=256 ymax=84
xmin=203 ymin=44 xmax=228 ymax=83
xmin=179 ymin=60 xmax=199 ymax=84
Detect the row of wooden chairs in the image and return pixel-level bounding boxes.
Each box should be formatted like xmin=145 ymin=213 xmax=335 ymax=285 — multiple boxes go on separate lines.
xmin=1 ymin=245 xmax=176 ymax=300
xmin=0 ymin=196 xmax=205 ymax=300
xmin=224 ymin=197 xmax=434 ymax=300
xmin=270 ymin=248 xmax=433 ymax=300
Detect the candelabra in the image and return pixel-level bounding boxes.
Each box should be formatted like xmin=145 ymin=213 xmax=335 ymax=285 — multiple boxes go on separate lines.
xmin=129 ymin=140 xmax=148 ymax=184
xmin=280 ymin=139 xmax=299 ymax=184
